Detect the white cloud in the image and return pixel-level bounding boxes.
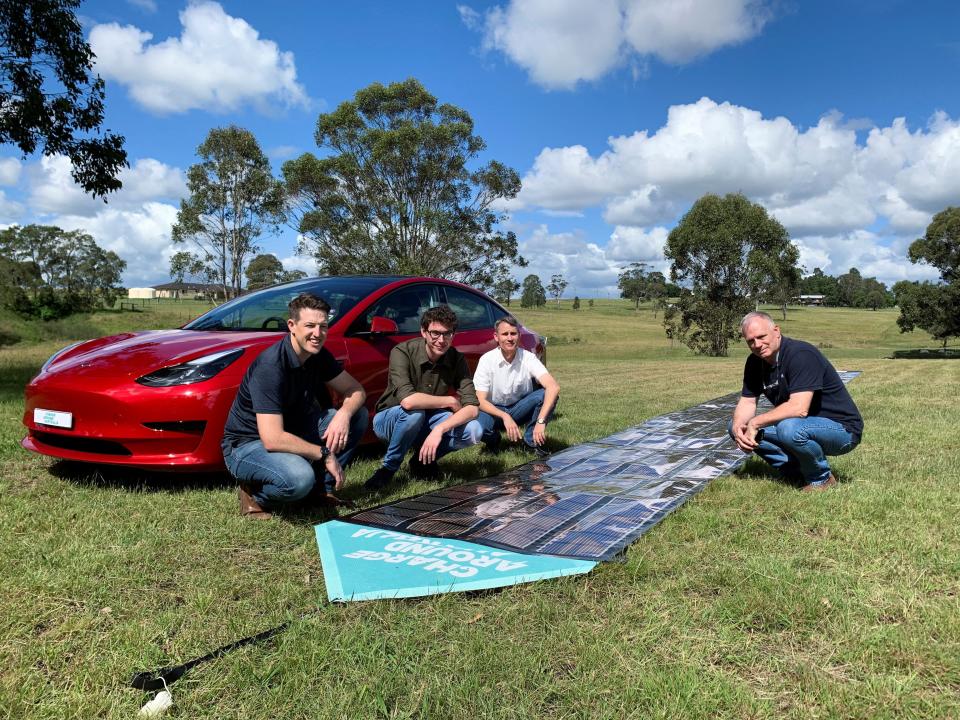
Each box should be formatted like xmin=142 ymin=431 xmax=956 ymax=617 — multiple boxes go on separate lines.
xmin=603 ymin=185 xmax=676 ymax=226
xmin=794 ymin=231 xmax=938 ymax=284
xmin=280 ymin=253 xmax=316 ymax=276
xmin=268 ymin=145 xmax=300 ymax=160
xmin=49 ymin=202 xmax=181 ymax=287
xmin=0 ymin=158 xmax=21 ymax=185
xmin=90 ymin=1 xmax=308 ymax=114
xmin=483 ymin=0 xmax=624 ymax=89
xmin=606 ymin=225 xmax=669 ymax=265
xmin=473 ymin=0 xmax=771 ymax=89
xmin=509 ymin=99 xmax=960 ymax=289
xmin=517 ymin=99 xmax=861 ymax=221
xmin=27 ymin=156 xmax=185 ymax=217
xmin=126 ymin=0 xmax=157 ymax=12
xmin=0 ymin=191 xmax=24 ymax=221
xmin=11 ymin=154 xmax=187 ymax=285
xmin=513 ymin=224 xmax=648 ymax=297
xmin=622 ymin=0 xmax=771 ymax=64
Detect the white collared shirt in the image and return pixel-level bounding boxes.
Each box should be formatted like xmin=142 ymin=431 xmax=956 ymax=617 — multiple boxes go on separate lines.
xmin=473 ymin=346 xmax=548 ymax=406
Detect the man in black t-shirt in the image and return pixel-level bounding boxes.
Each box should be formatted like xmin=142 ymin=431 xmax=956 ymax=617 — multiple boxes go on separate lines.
xmin=222 ymin=293 xmax=368 ymax=518
xmin=730 ymin=311 xmax=863 ymax=491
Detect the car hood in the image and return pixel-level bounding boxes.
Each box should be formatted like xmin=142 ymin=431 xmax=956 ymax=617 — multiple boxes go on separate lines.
xmin=39 ymin=330 xmax=282 ymax=379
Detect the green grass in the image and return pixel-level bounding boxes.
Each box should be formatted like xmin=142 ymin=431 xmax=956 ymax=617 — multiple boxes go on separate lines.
xmin=1 ymin=301 xmax=958 ymax=719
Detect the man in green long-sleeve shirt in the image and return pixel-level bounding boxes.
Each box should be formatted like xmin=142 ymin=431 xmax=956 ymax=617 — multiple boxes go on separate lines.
xmin=365 ymin=305 xmax=482 ymax=490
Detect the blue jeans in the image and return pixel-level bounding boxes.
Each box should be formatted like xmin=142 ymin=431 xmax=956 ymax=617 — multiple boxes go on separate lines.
xmin=223 ymin=406 xmax=368 ymax=508
xmin=730 ymin=416 xmax=858 ymax=485
xmin=477 ymin=387 xmax=555 ymax=448
xmin=372 ymin=405 xmax=483 ymax=471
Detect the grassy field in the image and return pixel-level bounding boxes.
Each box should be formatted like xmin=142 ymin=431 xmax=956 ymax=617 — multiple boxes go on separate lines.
xmin=1 ymin=300 xmax=958 ymax=719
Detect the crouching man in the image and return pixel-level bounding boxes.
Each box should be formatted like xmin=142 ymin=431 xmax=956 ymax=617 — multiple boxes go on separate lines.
xmin=730 ymin=311 xmax=863 ymax=491
xmin=474 ymin=315 xmax=559 ymax=458
xmin=365 ymin=305 xmax=483 ymax=490
xmin=222 ymin=293 xmax=368 ymax=518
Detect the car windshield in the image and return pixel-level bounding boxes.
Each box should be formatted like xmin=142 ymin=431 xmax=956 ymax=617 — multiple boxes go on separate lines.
xmin=184 ymin=277 xmax=400 ymax=331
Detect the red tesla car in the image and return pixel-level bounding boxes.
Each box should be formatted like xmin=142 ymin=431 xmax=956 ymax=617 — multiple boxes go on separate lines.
xmin=22 ymin=276 xmax=544 ymax=471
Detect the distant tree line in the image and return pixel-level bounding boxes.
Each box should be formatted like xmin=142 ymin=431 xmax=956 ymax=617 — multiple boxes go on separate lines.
xmin=798 ymin=267 xmax=894 ymax=309
xmin=0 ymin=225 xmax=126 ymax=320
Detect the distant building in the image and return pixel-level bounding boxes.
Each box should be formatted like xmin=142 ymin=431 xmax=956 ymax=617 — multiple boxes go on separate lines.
xmin=150 ymin=282 xmax=227 ymax=300
xmin=796 ymin=294 xmax=826 ymax=306
xmin=127 ymin=287 xmax=156 ymax=299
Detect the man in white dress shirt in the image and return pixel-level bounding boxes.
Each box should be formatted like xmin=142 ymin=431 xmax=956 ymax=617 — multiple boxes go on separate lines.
xmin=473 ymin=315 xmax=560 ymax=457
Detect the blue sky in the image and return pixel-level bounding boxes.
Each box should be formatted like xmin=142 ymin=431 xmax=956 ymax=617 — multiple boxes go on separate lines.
xmin=1 ymin=0 xmax=958 ymax=295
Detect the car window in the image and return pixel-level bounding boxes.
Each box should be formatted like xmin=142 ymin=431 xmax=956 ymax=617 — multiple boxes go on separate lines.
xmin=185 ymin=277 xmax=396 ymax=331
xmin=351 ymin=284 xmax=442 ymax=334
xmin=441 ymin=286 xmax=497 ymax=330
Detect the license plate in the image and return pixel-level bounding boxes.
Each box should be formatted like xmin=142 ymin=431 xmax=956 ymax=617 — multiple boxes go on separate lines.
xmin=34 ymin=408 xmax=73 ymax=429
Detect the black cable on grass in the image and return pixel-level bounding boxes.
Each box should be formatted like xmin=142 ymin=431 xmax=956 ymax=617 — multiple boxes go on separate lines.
xmin=131 ymin=603 xmax=335 ymax=690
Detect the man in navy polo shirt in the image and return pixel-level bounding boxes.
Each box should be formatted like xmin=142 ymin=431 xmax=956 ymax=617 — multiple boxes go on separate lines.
xmin=730 ymin=311 xmax=863 ymax=491
xmin=222 ymin=293 xmax=368 ymax=518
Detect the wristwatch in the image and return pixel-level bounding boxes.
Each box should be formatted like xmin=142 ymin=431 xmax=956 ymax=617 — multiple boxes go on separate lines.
xmin=320 ymin=444 xmax=331 ymax=458
xmin=535 ymin=418 xmax=547 ymax=425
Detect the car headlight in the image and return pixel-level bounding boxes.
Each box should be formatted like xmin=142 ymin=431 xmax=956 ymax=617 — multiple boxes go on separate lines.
xmin=38 ymin=341 xmax=85 ymax=375
xmin=136 ymin=348 xmax=244 ymax=387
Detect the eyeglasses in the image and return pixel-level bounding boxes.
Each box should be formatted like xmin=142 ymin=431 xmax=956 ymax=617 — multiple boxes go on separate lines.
xmin=426 ymin=329 xmax=454 ymax=340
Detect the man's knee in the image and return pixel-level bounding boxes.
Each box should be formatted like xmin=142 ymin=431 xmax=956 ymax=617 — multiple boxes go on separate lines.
xmin=775 ymin=417 xmax=808 ymax=446
xmin=241 ymin=452 xmax=315 ymax=501
xmin=527 ymin=387 xmax=546 ymax=403
xmin=375 ymin=407 xmax=425 ymax=441
xmin=274 ymin=461 xmax=316 ymax=500
xmin=463 ymin=419 xmax=483 ymax=446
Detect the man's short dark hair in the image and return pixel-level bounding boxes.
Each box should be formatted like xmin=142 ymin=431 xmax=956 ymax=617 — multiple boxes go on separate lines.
xmin=288 ymin=293 xmax=331 ymax=322
xmin=494 ymin=315 xmax=519 ymax=331
xmin=420 ymin=304 xmax=458 ymax=332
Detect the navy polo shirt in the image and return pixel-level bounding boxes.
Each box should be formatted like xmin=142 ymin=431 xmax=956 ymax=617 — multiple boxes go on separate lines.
xmin=222 ymin=336 xmax=343 ymax=449
xmin=742 ymin=336 xmax=863 ymax=442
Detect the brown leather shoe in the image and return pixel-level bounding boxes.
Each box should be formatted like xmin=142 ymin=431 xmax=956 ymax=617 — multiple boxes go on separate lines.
xmin=238 ymin=485 xmax=272 ymax=519
xmin=801 ymin=474 xmax=837 ymax=492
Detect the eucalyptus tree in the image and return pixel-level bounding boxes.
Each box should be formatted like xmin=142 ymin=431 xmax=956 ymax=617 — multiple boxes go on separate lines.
xmin=664 ymin=193 xmax=799 ymax=356
xmin=172 ymin=126 xmax=283 ymax=299
xmin=0 ymin=0 xmax=126 ymax=196
xmin=282 ymin=78 xmax=525 ymax=288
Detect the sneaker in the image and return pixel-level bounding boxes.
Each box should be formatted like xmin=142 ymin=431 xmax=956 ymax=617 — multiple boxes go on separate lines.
xmin=364 ymin=467 xmax=395 ymax=490
xmin=408 ymin=455 xmax=440 ymax=480
xmin=238 ymin=485 xmax=272 ymax=520
xmin=482 ymin=432 xmax=503 ymax=453
xmin=801 ymin=473 xmax=837 ymax=492
xmin=528 ymin=444 xmax=550 ymax=459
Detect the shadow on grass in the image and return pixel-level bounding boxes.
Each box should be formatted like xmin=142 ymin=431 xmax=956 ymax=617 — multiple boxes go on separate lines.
xmin=734 ymin=456 xmax=800 ymax=488
xmin=49 ymin=460 xmax=234 ymax=493
xmin=0 ymin=329 xmax=20 ymax=347
xmin=888 ymin=348 xmax=960 ymax=360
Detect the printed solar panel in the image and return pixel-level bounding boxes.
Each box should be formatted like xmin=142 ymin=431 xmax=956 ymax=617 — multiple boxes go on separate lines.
xmin=343 ymin=375 xmax=861 ymax=562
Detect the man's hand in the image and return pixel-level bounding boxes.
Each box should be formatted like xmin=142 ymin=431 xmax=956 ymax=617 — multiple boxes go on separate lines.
xmin=324 ymin=453 xmax=345 ymax=490
xmin=732 ymin=420 xmax=759 ymax=453
xmin=503 ymin=416 xmax=522 ymax=442
xmin=532 ymin=421 xmax=547 ymax=446
xmin=419 ymin=428 xmax=444 ymax=464
xmin=321 ymin=410 xmax=351 ymax=454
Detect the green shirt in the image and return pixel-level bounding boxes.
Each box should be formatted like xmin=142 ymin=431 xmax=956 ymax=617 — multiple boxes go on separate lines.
xmin=375 ymin=337 xmax=479 ymax=412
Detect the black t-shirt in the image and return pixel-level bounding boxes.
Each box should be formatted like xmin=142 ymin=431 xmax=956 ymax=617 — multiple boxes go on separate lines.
xmin=741 ymin=336 xmax=863 ymax=441
xmin=222 ymin=336 xmax=343 ymax=449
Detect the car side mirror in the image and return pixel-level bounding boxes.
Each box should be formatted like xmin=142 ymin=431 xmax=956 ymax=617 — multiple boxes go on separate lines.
xmin=370 ymin=316 xmax=399 ymax=335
